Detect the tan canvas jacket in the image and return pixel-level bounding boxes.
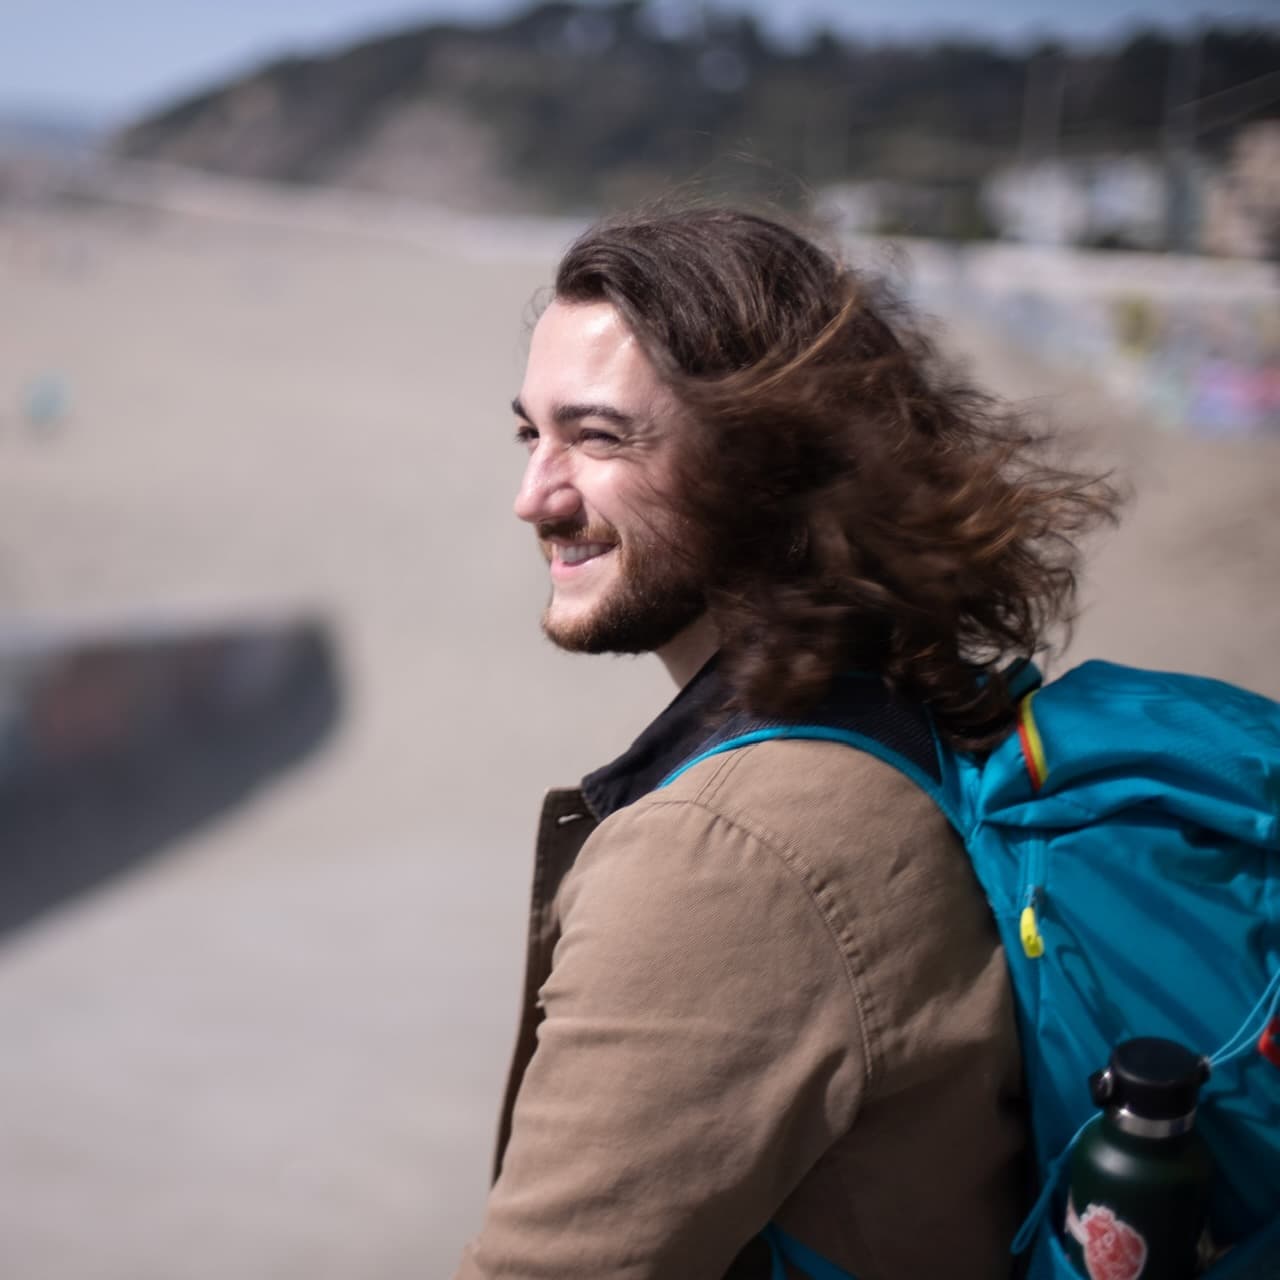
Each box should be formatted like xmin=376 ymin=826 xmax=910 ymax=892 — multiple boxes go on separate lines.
xmin=456 ymin=678 xmax=1027 ymax=1279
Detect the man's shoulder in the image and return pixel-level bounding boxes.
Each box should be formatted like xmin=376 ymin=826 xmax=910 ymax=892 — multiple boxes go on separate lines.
xmin=573 ymin=735 xmax=964 ymax=923
xmin=650 ymin=734 xmax=949 ymax=852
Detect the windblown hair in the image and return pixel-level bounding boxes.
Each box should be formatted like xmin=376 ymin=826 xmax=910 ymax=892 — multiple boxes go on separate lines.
xmin=555 ymin=205 xmax=1121 ymax=750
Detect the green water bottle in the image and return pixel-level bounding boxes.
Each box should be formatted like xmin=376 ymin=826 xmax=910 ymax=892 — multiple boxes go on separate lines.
xmin=1064 ymin=1037 xmax=1214 ymax=1280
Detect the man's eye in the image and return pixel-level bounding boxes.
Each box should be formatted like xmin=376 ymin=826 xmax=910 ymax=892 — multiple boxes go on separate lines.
xmin=514 ymin=424 xmax=538 ymax=447
xmin=579 ymin=429 xmax=620 ymax=446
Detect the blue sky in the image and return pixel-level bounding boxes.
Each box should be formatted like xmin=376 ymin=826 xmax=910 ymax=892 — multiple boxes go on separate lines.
xmin=2 ymin=0 xmax=1275 ymax=125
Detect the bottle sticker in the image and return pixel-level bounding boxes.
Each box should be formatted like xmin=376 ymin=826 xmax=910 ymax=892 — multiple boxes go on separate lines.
xmin=1065 ymin=1197 xmax=1149 ymax=1280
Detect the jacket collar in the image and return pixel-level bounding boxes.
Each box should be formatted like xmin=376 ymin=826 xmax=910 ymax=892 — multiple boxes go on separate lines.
xmin=581 ymin=654 xmax=728 ymax=822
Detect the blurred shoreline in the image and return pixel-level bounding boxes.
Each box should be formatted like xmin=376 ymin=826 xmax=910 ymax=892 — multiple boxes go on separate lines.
xmin=5 ymin=152 xmax=1275 ymax=437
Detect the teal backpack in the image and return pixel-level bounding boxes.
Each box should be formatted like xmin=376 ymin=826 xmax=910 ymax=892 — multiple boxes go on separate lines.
xmin=663 ymin=661 xmax=1280 ymax=1279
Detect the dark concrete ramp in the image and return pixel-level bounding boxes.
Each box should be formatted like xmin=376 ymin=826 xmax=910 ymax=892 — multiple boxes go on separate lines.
xmin=0 ymin=617 xmax=342 ymax=938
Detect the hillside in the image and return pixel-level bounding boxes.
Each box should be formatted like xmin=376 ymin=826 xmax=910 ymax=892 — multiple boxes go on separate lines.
xmin=111 ymin=1 xmax=1280 ymax=221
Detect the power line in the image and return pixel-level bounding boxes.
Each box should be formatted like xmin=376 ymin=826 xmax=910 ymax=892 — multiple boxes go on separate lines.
xmin=1179 ymin=68 xmax=1280 ymax=133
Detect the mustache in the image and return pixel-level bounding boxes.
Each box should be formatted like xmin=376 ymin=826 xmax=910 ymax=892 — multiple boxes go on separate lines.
xmin=536 ymin=520 xmax=618 ymax=544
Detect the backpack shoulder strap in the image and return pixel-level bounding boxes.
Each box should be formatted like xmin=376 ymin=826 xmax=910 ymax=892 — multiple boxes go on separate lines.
xmin=658 ymin=671 xmax=959 ymax=821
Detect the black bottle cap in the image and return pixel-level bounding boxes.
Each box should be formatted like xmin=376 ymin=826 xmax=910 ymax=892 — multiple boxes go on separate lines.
xmin=1089 ymin=1037 xmax=1212 ymax=1120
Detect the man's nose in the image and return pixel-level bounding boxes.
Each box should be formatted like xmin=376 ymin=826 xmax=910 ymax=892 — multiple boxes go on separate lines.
xmin=513 ymin=446 xmax=582 ymax=525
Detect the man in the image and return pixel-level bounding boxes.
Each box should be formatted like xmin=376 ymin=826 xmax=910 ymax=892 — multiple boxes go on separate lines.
xmin=455 ymin=206 xmax=1116 ymax=1278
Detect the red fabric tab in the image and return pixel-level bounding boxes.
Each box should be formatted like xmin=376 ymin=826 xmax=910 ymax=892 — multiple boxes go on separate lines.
xmin=1258 ymin=1017 xmax=1280 ymax=1069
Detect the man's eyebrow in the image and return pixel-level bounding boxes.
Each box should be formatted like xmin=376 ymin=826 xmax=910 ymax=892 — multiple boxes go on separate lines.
xmin=511 ymin=397 xmax=636 ymax=428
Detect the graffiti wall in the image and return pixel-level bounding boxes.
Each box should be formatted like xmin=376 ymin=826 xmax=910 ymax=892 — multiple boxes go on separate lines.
xmin=900 ymin=241 xmax=1280 ymax=439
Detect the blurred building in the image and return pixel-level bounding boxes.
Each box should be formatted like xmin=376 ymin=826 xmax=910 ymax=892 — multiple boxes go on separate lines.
xmin=1202 ymin=121 xmax=1280 ymax=261
xmin=982 ymin=156 xmax=1166 ymax=251
xmin=816 ymin=179 xmax=957 ymax=237
xmin=982 ymin=123 xmax=1280 ymax=262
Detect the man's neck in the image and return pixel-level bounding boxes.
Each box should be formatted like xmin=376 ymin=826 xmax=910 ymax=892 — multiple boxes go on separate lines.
xmin=657 ymin=615 xmax=719 ymax=690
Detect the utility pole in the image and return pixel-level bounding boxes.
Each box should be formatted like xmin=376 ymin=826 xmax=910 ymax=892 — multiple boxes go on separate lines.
xmin=1019 ymin=46 xmax=1066 ymax=163
xmin=1163 ymin=32 xmax=1202 ymax=253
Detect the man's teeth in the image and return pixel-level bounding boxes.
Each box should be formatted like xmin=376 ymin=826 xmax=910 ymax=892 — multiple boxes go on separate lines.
xmin=559 ymin=543 xmax=612 ymax=565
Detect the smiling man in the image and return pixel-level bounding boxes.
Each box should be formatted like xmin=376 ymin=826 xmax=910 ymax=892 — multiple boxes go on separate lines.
xmin=511 ymin=297 xmax=714 ymax=679
xmin=454 ymin=206 xmax=1116 ymax=1279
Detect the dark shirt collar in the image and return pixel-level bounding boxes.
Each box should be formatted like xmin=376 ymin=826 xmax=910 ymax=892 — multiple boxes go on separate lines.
xmin=581 ymin=654 xmax=729 ymax=821
xmin=579 ymin=657 xmax=942 ymax=822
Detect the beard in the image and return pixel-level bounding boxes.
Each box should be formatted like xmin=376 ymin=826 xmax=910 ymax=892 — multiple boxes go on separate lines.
xmin=538 ymin=518 xmax=707 ymax=655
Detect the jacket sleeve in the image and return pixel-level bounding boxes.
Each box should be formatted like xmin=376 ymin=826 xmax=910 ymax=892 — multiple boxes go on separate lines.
xmin=453 ymin=794 xmax=870 ymax=1279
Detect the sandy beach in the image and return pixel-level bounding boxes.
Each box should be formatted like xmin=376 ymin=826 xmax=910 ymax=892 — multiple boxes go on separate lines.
xmin=2 ymin=183 xmax=1277 ymax=1278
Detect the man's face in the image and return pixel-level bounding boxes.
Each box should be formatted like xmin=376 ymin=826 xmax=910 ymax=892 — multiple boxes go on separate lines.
xmin=513 ymin=299 xmax=706 ymax=655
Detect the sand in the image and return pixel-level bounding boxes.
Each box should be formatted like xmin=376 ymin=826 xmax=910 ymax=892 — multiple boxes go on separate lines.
xmin=1 ymin=182 xmax=1276 ymax=1279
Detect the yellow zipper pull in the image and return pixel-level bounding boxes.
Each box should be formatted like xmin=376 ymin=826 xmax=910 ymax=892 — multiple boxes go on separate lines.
xmin=1020 ymin=902 xmax=1045 ymax=959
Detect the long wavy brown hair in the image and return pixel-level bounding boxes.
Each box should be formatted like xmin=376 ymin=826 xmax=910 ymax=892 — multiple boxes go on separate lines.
xmin=554 ymin=204 xmax=1121 ymax=750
